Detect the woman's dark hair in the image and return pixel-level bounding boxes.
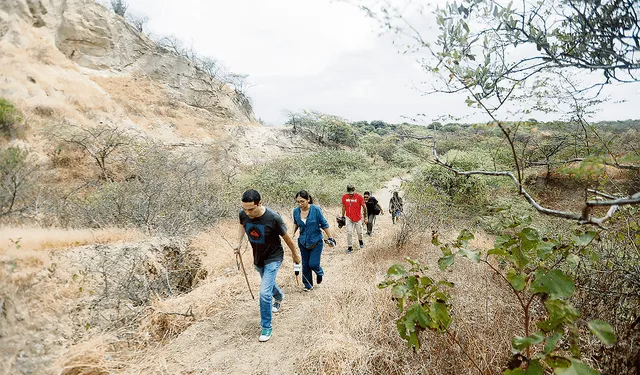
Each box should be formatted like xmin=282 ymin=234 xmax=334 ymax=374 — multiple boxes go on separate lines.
xmin=295 ymin=190 xmax=313 ymax=204
xmin=242 ymin=189 xmax=261 ymax=204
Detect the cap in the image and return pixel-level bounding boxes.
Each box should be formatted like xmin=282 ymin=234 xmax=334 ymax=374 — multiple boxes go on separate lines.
xmin=346 ymin=184 xmax=355 ymax=192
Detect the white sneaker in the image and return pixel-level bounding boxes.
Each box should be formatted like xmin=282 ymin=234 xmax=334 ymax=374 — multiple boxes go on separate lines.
xmin=272 ymin=297 xmax=283 ymax=313
xmin=258 ymin=328 xmax=272 ymax=342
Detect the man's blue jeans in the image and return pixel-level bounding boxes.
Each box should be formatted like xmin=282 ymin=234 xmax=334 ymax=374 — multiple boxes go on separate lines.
xmin=254 ymin=260 xmax=283 ymax=329
xmin=299 ymin=241 xmax=324 ymax=289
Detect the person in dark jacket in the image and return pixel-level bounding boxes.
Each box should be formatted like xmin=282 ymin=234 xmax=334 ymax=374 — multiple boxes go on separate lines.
xmin=363 ymin=191 xmax=384 ymax=235
xmin=292 ymin=190 xmax=335 ymax=291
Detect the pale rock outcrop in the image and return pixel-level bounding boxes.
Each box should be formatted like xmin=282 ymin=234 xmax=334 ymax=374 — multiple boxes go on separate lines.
xmin=0 ymin=0 xmax=257 ymax=144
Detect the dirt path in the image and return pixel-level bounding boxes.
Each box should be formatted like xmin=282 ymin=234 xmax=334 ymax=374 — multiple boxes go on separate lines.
xmin=130 ymin=178 xmax=406 ymax=374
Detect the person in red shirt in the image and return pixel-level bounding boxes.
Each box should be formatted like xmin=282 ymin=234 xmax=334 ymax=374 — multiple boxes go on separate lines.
xmin=341 ymin=184 xmax=367 ymax=253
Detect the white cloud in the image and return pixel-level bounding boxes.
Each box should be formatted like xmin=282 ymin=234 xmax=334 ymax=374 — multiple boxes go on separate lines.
xmin=125 ymin=0 xmax=640 ymax=125
xmin=127 ymin=0 xmax=377 ymax=76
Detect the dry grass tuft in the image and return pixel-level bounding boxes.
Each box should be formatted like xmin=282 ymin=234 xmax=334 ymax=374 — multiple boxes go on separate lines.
xmin=138 ymin=308 xmax=196 ymax=343
xmin=57 ymin=337 xmax=111 ymax=375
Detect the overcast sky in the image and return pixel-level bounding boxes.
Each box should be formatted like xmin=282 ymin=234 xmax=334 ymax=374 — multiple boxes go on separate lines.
xmin=124 ymin=0 xmax=639 ymax=125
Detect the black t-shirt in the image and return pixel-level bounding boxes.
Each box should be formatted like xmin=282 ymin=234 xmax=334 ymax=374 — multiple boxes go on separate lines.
xmin=239 ymin=208 xmax=287 ymax=267
xmin=365 ymin=196 xmax=380 ymax=215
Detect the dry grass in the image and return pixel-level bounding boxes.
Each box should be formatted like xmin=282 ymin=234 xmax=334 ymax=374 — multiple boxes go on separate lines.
xmin=0 ymin=226 xmax=145 ymax=252
xmin=188 ymin=220 xmax=241 ymax=274
xmin=291 ymin=227 xmax=520 ymax=375
xmin=90 ymin=76 xmax=226 ymax=141
xmin=57 ymin=337 xmax=112 ymax=375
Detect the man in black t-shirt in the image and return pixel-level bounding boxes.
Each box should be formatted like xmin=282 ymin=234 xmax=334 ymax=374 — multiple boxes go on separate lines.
xmin=233 ymin=189 xmax=301 ymax=343
xmin=363 ymin=191 xmax=384 ymax=236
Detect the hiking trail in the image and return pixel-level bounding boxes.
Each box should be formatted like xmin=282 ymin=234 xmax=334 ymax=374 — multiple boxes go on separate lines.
xmin=130 ymin=178 xmax=406 ymax=374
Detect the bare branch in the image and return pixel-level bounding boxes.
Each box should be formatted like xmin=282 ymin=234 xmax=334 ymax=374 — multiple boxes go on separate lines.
xmin=431 ymin=142 xmax=637 ymax=227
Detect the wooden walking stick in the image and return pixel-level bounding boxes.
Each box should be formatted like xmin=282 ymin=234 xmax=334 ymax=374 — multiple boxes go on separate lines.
xmin=236 ymin=240 xmax=255 ymax=300
xmin=218 ymin=232 xmax=255 ymax=300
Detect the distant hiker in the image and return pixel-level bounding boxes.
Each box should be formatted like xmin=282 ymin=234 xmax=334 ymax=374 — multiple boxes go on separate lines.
xmin=292 ymin=190 xmax=336 ymax=291
xmin=341 ymin=184 xmax=367 ymax=253
xmin=363 ymin=191 xmax=383 ymax=235
xmin=389 ymin=191 xmax=404 ymax=224
xmin=233 ymin=189 xmax=301 ymax=342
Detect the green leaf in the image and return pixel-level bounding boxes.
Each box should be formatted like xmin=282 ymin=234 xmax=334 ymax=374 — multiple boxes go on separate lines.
xmin=573 ymin=231 xmax=598 ymax=247
xmin=503 ymin=369 xmax=525 ymax=375
xmin=398 ymin=303 xmax=431 ymax=349
xmin=432 ymin=235 xmax=441 ymax=246
xmin=511 ymin=241 xmax=529 ymax=269
xmin=554 ymin=358 xmax=599 ymax=375
xmin=520 ymin=227 xmax=539 ymax=241
xmin=507 ymin=268 xmax=526 ymax=291
xmin=537 ymin=299 xmax=580 ymax=332
xmin=536 ymin=240 xmax=555 ymax=260
xmin=512 ymin=331 xmax=545 ymax=351
xmin=544 ymin=356 xmax=571 ymax=369
xmin=488 ymin=247 xmax=508 ymax=256
xmin=437 ymin=280 xmax=454 ymax=288
xmin=457 ymin=229 xmax=474 ymax=245
xmin=588 ymin=320 xmax=616 ymax=346
xmin=457 ymin=248 xmax=480 ymax=263
xmin=392 ymin=284 xmax=409 ymax=298
xmin=544 ymin=332 xmax=562 ymax=354
xmin=530 ymin=269 xmax=575 ymax=299
xmin=387 ymin=264 xmax=407 ymax=278
xmin=566 ymin=254 xmax=580 ymax=268
xmin=525 ymin=359 xmax=544 ymax=375
xmin=429 ymin=301 xmax=451 ymax=331
xmin=420 ymin=276 xmax=434 ymax=288
xmin=438 ymin=254 xmax=455 ymax=271
xmin=406 ymin=303 xmax=430 ymax=328
xmin=495 ymin=234 xmax=512 ymax=247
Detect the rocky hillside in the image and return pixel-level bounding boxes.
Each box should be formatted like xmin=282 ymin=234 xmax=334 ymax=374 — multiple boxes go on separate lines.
xmin=0 ymin=0 xmax=258 ymax=146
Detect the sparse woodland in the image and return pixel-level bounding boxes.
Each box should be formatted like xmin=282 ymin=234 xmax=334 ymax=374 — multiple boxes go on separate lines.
xmin=1 ymin=0 xmax=639 ymax=374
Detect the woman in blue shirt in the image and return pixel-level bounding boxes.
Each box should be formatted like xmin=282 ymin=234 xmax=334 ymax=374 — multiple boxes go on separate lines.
xmin=292 ymin=190 xmax=335 ymax=291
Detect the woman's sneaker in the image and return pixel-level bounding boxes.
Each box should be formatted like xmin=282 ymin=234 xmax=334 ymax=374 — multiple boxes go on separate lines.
xmin=345 ymin=247 xmax=353 ymax=254
xmin=359 ymin=240 xmax=364 ymax=248
xmin=272 ymin=298 xmax=283 ymax=313
xmin=317 ymin=274 xmax=323 ymax=284
xmin=258 ymin=328 xmax=272 ymax=342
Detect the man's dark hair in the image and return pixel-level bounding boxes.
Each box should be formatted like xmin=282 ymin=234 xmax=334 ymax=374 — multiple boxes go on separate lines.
xmin=242 ymin=189 xmax=261 ymax=204
xmin=346 ymin=184 xmax=355 ymax=193
xmin=363 ymin=191 xmax=370 ymax=196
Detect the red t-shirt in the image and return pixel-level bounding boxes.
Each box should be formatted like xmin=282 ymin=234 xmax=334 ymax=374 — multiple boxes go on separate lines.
xmin=342 ymin=193 xmax=365 ymax=222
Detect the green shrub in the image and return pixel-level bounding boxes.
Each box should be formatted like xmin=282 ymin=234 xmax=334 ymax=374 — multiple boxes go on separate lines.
xmin=240 ymin=150 xmax=398 ymax=209
xmin=0 ymin=98 xmax=22 ymax=138
xmin=412 ymin=163 xmax=488 ymax=207
xmin=0 ymin=147 xmax=39 ymax=217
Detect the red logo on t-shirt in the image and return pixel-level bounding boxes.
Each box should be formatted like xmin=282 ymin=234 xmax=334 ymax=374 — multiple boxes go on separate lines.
xmin=249 ymin=228 xmax=261 ymax=240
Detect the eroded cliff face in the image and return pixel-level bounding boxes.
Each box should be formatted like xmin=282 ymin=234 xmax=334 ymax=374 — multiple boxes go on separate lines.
xmin=0 ymin=0 xmax=257 ymax=144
